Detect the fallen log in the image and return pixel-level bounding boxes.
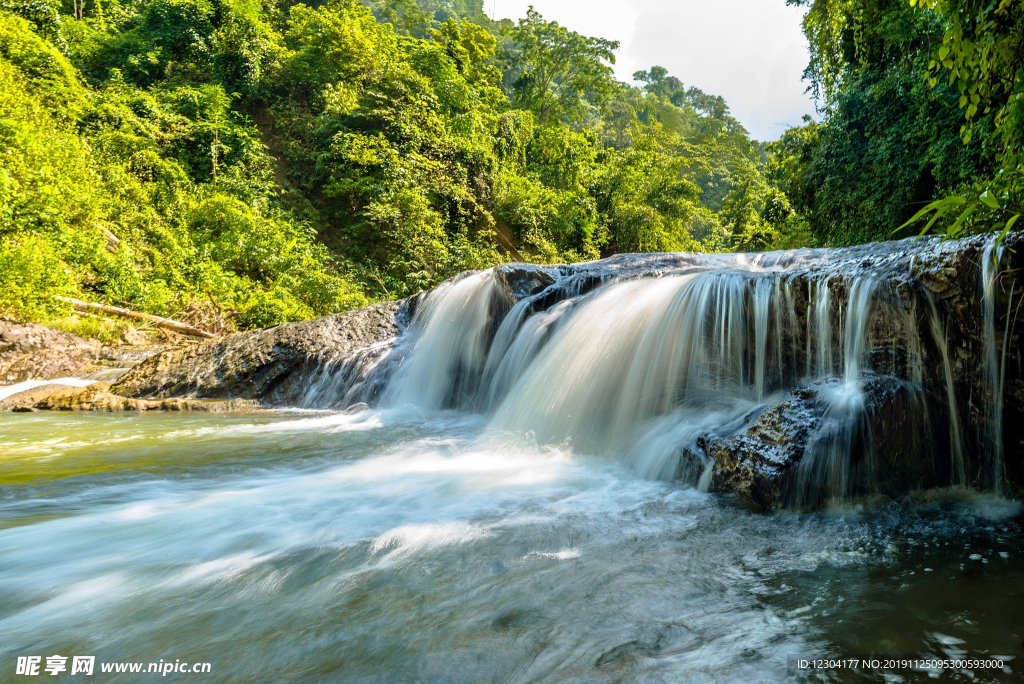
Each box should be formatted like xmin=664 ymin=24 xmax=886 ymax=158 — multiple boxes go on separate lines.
xmin=55 ymin=297 xmax=217 ymax=339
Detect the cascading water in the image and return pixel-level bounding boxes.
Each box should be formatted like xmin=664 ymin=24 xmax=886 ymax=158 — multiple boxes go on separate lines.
xmin=926 ymin=293 xmax=967 ymax=485
xmin=487 ymin=273 xmax=762 ymax=482
xmin=795 ymin=278 xmax=878 ymax=503
xmin=3 ymin=235 xmax=1023 ymax=682
xmin=383 ymin=272 xmax=500 ymax=412
xmin=754 ymin=278 xmax=773 ymax=401
xmin=814 ymin=278 xmax=836 ymax=377
xmin=981 ymin=237 xmax=1015 ymax=494
xmin=333 ymin=235 xmax=1018 ymax=505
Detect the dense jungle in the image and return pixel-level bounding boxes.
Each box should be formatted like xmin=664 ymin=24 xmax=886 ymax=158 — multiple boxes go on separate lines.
xmin=0 ymin=0 xmax=1020 ymax=337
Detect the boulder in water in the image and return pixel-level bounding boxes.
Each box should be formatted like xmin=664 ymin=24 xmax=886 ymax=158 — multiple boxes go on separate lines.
xmin=693 ymin=376 xmax=945 ymax=512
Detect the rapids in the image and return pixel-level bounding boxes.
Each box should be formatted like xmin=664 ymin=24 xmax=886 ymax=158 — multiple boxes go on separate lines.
xmin=2 ymin=235 xmax=1023 ymax=681
xmin=0 ymin=412 xmax=1021 ymax=682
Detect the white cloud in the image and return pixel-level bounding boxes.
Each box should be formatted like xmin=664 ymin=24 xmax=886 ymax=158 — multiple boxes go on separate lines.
xmin=488 ymin=0 xmax=818 ymax=140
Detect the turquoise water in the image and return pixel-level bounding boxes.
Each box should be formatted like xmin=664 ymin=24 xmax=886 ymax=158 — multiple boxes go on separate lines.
xmin=0 ymin=410 xmax=1021 ymax=682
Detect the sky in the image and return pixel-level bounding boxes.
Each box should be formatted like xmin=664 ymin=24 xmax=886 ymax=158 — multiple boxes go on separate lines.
xmin=487 ymin=0 xmax=818 ymax=141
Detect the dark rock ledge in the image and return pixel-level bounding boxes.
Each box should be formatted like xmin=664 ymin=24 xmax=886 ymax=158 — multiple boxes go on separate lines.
xmin=110 ymin=300 xmax=412 ymax=405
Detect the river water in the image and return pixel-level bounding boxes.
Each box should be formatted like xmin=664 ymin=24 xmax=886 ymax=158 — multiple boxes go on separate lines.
xmin=1 ymin=409 xmax=1021 ymax=682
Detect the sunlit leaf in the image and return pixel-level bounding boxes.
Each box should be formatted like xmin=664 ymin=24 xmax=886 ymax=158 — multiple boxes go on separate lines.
xmin=979 ymin=190 xmax=999 ymax=208
xmin=993 ymin=214 xmax=1020 ymax=264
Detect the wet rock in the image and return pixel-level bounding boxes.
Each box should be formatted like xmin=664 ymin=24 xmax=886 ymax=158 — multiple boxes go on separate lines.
xmin=695 ymin=387 xmax=818 ymax=512
xmin=697 ymin=376 xmax=943 ymax=512
xmin=493 ymin=263 xmax=557 ymax=301
xmin=111 ymin=300 xmax=407 ymax=404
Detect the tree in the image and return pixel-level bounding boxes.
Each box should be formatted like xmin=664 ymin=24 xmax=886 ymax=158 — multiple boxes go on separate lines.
xmin=502 ymin=8 xmax=618 ymax=124
xmin=898 ymin=0 xmax=1023 ymax=244
xmin=779 ymin=0 xmax=998 ymax=246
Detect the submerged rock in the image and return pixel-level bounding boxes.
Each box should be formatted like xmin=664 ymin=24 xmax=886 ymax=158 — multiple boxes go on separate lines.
xmin=692 ymin=387 xmax=817 ymax=512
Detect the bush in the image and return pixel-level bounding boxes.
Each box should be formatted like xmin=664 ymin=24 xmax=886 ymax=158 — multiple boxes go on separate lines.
xmin=0 ymin=235 xmax=77 ymax=320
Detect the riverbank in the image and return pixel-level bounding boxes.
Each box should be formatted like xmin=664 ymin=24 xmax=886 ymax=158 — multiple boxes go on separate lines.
xmin=0 ymin=318 xmax=245 ymax=412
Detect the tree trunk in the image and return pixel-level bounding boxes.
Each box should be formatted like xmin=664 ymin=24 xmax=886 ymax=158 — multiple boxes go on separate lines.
xmin=55 ymin=297 xmax=217 ymax=339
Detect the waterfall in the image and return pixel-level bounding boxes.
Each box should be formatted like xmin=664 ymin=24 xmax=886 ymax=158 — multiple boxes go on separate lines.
xmin=485 ymin=269 xmax=888 ymax=490
xmin=486 ymin=272 xmax=760 ymax=482
xmin=843 ymin=278 xmax=877 ymax=386
xmin=383 ymin=272 xmax=500 ymax=412
xmin=814 ymin=278 xmax=835 ymax=377
xmin=754 ymin=278 xmax=772 ymax=401
xmin=796 ymin=278 xmax=877 ymax=503
xmin=981 ymin=236 xmax=1009 ymax=493
xmin=926 ymin=294 xmax=966 ymax=485
xmin=363 ymin=235 xmax=1015 ymax=504
xmin=479 ymin=298 xmax=575 ymax=411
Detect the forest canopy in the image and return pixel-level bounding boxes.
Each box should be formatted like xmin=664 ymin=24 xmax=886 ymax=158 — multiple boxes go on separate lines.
xmin=0 ymin=0 xmax=1017 ymax=337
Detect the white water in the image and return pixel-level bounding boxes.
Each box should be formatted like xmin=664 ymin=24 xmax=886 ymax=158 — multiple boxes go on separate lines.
xmin=981 ymin=237 xmax=1016 ymax=495
xmin=383 ymin=272 xmax=498 ymax=412
xmin=0 ymin=377 xmax=96 ymax=401
xmin=376 ymin=249 xmax=998 ymax=501
xmin=842 ymin=278 xmax=877 ymax=387
xmin=814 ymin=278 xmax=835 ymax=377
xmin=0 ymin=412 xmax=829 ymax=681
xmin=487 ymin=274 xmax=759 ymax=482
xmin=1 ymin=410 xmax=1021 ymax=683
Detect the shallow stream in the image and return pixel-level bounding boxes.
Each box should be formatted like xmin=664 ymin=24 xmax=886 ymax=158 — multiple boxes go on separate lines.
xmin=1 ymin=410 xmax=1021 ymax=682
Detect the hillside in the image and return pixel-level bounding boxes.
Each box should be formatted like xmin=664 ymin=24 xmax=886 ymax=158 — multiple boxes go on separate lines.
xmin=0 ymin=0 xmax=790 ymax=338
xmin=3 ymin=0 xmax=1018 ymax=340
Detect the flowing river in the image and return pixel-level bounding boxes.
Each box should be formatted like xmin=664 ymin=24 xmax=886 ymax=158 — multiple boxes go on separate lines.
xmin=2 ymin=236 xmax=1023 ymax=682
xmin=0 ymin=410 xmax=1021 ymax=682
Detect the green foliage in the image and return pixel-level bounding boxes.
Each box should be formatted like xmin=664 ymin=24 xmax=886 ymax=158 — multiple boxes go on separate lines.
xmin=899 ymin=0 xmax=1023 ymax=246
xmin=0 ymin=0 xmax=66 ymax=50
xmin=782 ymin=0 xmax=1017 ymax=246
xmin=0 ymin=9 xmax=366 ymax=333
xmin=502 ymin=8 xmax=619 ymax=125
xmin=0 ymin=234 xmax=78 ymax=320
xmin=1 ymin=0 xmax=795 ymax=338
xmin=0 ymin=12 xmax=81 ymax=108
xmin=764 ymin=118 xmax=818 ymax=247
xmin=593 ymin=124 xmax=701 ymax=253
